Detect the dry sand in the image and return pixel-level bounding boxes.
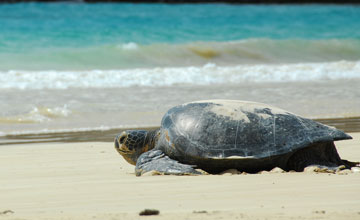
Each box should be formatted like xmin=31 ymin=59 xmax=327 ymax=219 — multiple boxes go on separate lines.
xmin=0 ymin=133 xmax=359 ymax=220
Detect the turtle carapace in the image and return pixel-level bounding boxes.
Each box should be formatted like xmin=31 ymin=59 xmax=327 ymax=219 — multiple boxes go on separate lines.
xmin=115 ymin=100 xmax=356 ymax=176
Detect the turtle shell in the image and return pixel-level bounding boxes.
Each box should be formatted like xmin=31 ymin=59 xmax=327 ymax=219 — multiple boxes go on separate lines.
xmin=158 ymin=100 xmax=351 ymax=160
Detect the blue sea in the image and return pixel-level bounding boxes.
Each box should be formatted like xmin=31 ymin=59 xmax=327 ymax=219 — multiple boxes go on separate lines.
xmin=0 ymin=3 xmax=360 ymax=137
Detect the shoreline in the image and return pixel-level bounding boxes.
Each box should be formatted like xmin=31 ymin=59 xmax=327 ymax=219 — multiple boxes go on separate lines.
xmin=0 ymin=133 xmax=359 ymax=220
xmin=1 ymin=116 xmax=360 ymax=145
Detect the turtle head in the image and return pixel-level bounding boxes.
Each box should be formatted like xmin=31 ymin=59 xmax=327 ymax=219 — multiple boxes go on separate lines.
xmin=115 ymin=130 xmax=155 ymax=165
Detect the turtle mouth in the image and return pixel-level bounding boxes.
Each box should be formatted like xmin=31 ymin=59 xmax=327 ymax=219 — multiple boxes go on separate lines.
xmin=115 ymin=143 xmax=133 ymax=155
xmin=117 ymin=148 xmax=133 ymax=154
xmin=115 ymin=144 xmax=137 ymax=165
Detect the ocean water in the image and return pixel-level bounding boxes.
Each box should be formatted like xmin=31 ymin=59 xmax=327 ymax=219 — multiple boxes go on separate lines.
xmin=0 ymin=3 xmax=360 ymax=139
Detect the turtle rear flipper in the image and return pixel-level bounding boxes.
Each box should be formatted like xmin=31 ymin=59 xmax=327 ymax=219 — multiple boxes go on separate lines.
xmin=135 ymin=149 xmax=202 ymax=176
xmin=286 ymin=142 xmax=354 ymax=172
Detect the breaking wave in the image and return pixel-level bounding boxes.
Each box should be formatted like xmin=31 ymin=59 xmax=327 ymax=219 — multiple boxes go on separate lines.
xmin=1 ymin=61 xmax=359 ymax=89
xmin=1 ymin=39 xmax=360 ymax=70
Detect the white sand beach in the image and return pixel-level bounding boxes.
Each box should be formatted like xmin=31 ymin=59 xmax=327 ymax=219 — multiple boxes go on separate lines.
xmin=1 ymin=3 xmax=360 ymax=220
xmin=0 ymin=133 xmax=359 ymax=220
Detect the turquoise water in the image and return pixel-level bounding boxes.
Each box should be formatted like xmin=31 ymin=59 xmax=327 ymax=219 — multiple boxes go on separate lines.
xmin=1 ymin=3 xmax=360 ymax=70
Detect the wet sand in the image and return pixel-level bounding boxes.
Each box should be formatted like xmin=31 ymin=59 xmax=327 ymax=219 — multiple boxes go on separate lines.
xmin=0 ymin=133 xmax=359 ymax=220
xmin=1 ymin=117 xmax=360 ymax=145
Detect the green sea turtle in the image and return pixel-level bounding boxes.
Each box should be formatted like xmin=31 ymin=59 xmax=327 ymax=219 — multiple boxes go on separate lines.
xmin=115 ymin=100 xmax=357 ymax=176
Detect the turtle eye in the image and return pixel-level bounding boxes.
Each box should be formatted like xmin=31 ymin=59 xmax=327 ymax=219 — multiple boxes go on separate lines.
xmin=119 ymin=136 xmax=126 ymax=144
xmin=118 ymin=133 xmax=127 ymax=144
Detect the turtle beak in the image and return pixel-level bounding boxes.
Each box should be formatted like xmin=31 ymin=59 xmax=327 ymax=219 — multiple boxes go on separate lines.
xmin=114 ymin=136 xmax=120 ymax=149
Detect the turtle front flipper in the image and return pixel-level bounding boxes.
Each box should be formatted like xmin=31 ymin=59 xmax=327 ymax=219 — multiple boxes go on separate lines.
xmin=135 ymin=149 xmax=202 ymax=176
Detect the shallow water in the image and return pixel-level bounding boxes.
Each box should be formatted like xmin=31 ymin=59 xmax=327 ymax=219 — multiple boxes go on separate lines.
xmin=1 ymin=79 xmax=359 ymax=136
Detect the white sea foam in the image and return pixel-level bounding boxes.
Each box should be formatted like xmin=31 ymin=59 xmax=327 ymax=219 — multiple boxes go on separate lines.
xmin=119 ymin=42 xmax=139 ymax=50
xmin=0 ymin=105 xmax=71 ymax=124
xmin=0 ymin=61 xmax=359 ymax=90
